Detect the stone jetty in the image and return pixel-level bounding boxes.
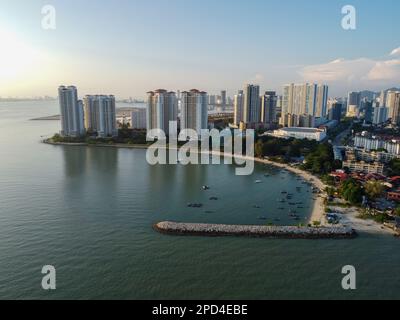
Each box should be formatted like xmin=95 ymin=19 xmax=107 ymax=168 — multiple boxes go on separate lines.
xmin=154 ymin=221 xmax=357 ymax=239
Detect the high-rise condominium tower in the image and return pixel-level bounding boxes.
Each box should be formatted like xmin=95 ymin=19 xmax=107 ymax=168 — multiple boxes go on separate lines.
xmin=243 ymin=84 xmax=260 ymax=124
xmin=83 ymin=95 xmax=117 ymax=137
xmin=386 ymin=90 xmax=400 ymax=120
xmin=347 ymin=92 xmax=361 ymax=117
xmin=130 ymin=108 xmax=147 ymax=130
xmin=58 ymin=86 xmax=85 ymax=137
xmin=390 ymin=92 xmax=400 ymax=126
xmin=146 ymin=90 xmax=178 ymax=136
xmin=233 ymin=90 xmax=244 ymax=126
xmin=373 ymin=104 xmax=388 ymax=125
xmin=220 ymin=90 xmax=227 ymax=106
xmin=180 ymin=89 xmax=208 ymax=135
xmin=282 ymin=83 xmax=328 ymax=118
xmin=327 ymin=100 xmax=343 ymax=122
xmin=315 ymin=85 xmax=329 ymax=117
xmin=260 ymin=91 xmax=277 ymax=125
xmin=379 ymin=90 xmax=387 ymax=107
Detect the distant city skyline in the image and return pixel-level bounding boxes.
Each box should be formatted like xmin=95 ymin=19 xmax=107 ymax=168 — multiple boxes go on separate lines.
xmin=0 ymin=0 xmax=399 ymax=98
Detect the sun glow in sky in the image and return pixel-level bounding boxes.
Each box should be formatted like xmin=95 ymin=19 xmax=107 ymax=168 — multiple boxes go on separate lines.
xmin=0 ymin=27 xmax=39 ymax=80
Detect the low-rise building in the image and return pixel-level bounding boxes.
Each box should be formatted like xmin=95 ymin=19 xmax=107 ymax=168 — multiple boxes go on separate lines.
xmin=270 ymin=127 xmax=327 ymax=142
xmin=342 ymin=160 xmax=386 ymax=175
xmin=387 ymin=191 xmax=400 ymax=202
xmin=354 ymin=133 xmax=400 ymax=156
xmin=342 ymin=149 xmax=386 ymax=175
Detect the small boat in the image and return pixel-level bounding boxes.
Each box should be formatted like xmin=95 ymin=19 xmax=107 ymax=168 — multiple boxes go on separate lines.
xmin=187 ymin=203 xmax=203 ymax=208
xmin=255 ymin=180 xmax=262 ymax=184
xmin=209 ymin=197 xmax=218 ymax=201
xmin=202 ymin=185 xmax=210 ymax=190
xmin=253 ymin=205 xmax=261 ymax=209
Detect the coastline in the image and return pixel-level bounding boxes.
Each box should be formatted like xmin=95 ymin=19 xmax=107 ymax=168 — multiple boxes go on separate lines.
xmin=43 ymin=139 xmax=395 ymax=235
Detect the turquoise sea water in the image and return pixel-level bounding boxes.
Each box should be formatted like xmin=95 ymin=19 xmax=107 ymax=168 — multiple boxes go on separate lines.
xmin=0 ymin=101 xmax=399 ymax=299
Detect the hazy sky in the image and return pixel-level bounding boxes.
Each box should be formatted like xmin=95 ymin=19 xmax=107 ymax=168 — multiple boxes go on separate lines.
xmin=0 ymin=0 xmax=399 ymax=98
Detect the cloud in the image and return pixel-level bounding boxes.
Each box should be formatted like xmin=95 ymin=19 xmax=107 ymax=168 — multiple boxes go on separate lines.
xmin=390 ymin=47 xmax=400 ymax=56
xmin=367 ymin=59 xmax=400 ymax=80
xmin=298 ymin=47 xmax=400 ymax=93
xmin=299 ymin=58 xmax=376 ymax=83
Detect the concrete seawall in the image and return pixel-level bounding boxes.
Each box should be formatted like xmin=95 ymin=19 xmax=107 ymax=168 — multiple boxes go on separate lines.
xmin=154 ymin=221 xmax=357 ymax=239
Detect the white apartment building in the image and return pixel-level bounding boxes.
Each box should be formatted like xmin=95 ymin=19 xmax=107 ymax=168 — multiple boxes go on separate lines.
xmin=146 ymin=89 xmax=178 ymax=137
xmin=233 ymin=90 xmax=244 ymax=126
xmin=354 ymin=134 xmax=400 ymax=155
xmin=83 ymin=95 xmax=117 ymax=137
xmin=282 ymin=83 xmax=328 ymax=118
xmin=180 ymin=89 xmax=208 ymax=136
xmin=58 ymin=86 xmax=85 ymax=137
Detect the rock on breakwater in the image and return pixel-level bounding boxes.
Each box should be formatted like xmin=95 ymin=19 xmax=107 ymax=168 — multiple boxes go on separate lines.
xmin=154 ymin=221 xmax=357 ymax=239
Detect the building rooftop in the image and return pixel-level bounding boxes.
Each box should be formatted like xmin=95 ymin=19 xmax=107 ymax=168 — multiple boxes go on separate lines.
xmin=279 ymin=127 xmax=323 ymax=133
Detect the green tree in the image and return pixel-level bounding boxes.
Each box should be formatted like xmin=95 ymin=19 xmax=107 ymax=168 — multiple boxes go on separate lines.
xmin=389 ymin=159 xmax=400 ymax=177
xmin=364 ymin=181 xmax=385 ymax=200
xmin=339 ymin=179 xmax=364 ymax=205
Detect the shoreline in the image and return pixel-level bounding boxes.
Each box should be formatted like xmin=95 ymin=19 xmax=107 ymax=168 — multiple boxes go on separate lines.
xmin=43 ymin=139 xmax=395 ymax=235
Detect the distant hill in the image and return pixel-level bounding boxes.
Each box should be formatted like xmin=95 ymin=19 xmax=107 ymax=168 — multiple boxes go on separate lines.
xmin=384 ymin=87 xmax=400 ymax=92
xmin=359 ymin=90 xmax=377 ymax=100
